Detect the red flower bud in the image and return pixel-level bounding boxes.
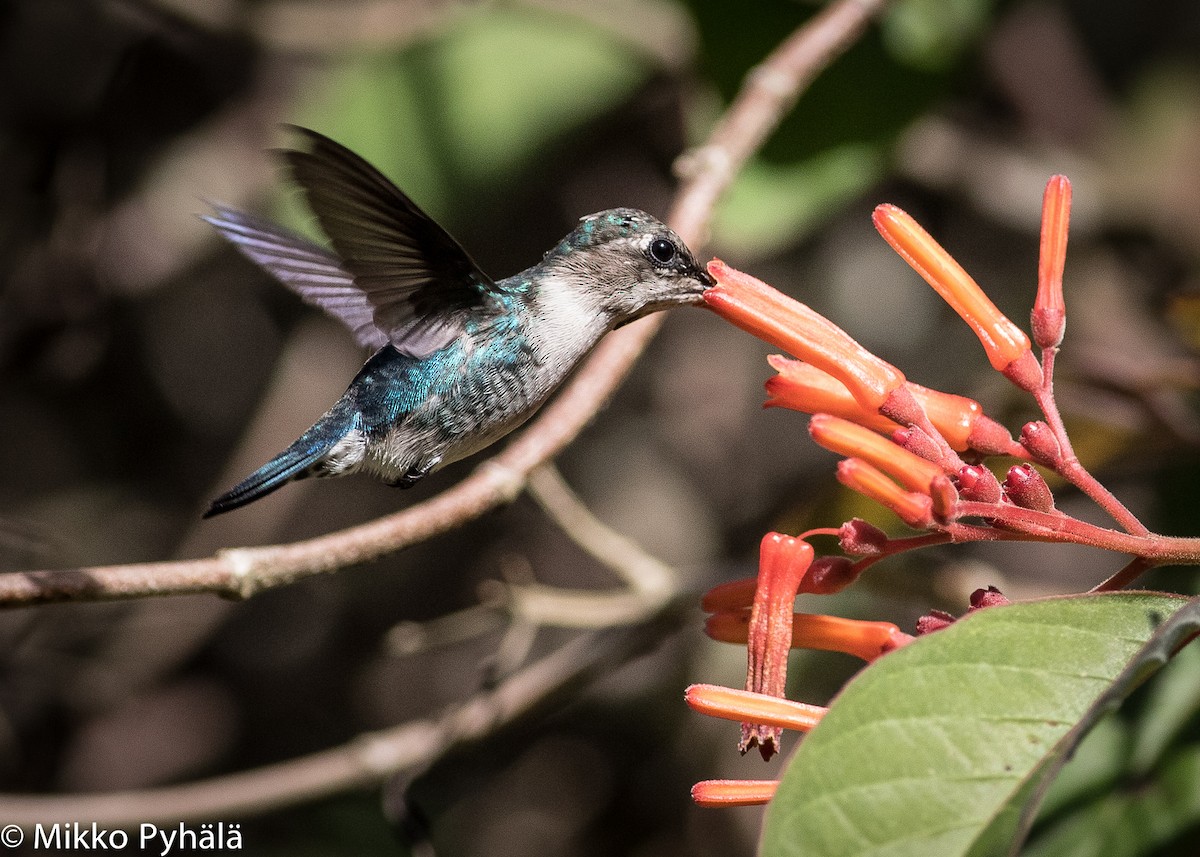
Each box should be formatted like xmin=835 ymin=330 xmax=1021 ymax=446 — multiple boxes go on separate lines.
xmin=1003 ymin=463 xmax=1056 ymax=513
xmin=1019 ymin=420 xmax=1063 ymax=467
xmin=957 ymin=464 xmax=1003 ymax=504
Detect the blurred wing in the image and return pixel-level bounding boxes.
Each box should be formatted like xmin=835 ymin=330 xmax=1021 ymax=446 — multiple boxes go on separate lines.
xmin=204 ymin=205 xmax=389 ymax=351
xmin=283 ymin=126 xmax=498 ymax=358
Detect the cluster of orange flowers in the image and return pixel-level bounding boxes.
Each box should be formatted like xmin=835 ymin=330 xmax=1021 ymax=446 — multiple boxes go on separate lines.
xmin=689 ymin=177 xmax=1075 ymax=807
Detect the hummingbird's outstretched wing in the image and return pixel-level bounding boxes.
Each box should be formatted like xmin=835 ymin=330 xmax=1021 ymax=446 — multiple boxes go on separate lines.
xmin=203 ymin=205 xmax=389 ymax=350
xmin=283 ymin=126 xmax=498 ymax=358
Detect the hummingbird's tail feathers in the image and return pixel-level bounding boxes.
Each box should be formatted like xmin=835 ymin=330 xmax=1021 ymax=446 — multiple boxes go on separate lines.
xmin=203 ymin=204 xmax=389 ymax=351
xmin=203 ymin=411 xmax=357 ymax=518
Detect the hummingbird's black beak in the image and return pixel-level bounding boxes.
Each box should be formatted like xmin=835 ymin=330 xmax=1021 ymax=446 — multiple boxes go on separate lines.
xmin=695 ymin=265 xmax=716 ymax=288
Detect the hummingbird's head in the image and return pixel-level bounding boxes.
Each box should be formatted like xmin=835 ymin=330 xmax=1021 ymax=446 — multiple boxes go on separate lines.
xmin=544 ymin=208 xmax=713 ymax=326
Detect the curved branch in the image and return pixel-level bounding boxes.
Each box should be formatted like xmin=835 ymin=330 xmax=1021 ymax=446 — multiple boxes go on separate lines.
xmin=0 ymin=0 xmax=892 ymax=608
xmin=0 ymin=622 xmax=675 ymax=827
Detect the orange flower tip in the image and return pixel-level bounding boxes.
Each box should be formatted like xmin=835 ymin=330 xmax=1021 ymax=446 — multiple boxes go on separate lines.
xmin=837 ymin=459 xmax=934 ymax=529
xmin=764 ymin=357 xmax=902 ymax=433
xmin=811 ymin=415 xmax=944 ymax=494
xmin=787 ymin=612 xmax=911 ymax=661
xmin=1003 ymin=463 xmax=1056 ymax=513
xmin=691 ymin=779 xmax=779 ymax=808
xmin=906 ymin=383 xmax=982 ymax=452
xmin=1002 ymin=349 xmax=1043 ymax=393
xmin=1019 ymin=420 xmax=1062 ymax=467
xmin=701 ymin=577 xmax=758 ymax=613
xmin=704 ymin=610 xmax=750 ymax=644
xmin=706 ymin=258 xmax=733 ymax=281
xmin=758 ymin=532 xmax=815 ymax=582
xmin=685 ymin=685 xmax=825 ymax=731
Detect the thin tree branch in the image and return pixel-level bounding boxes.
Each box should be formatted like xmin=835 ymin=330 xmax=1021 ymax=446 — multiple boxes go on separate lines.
xmin=500 ymin=463 xmax=679 ymax=628
xmin=0 ymin=0 xmax=892 ymax=609
xmin=0 ymin=617 xmax=681 ymax=827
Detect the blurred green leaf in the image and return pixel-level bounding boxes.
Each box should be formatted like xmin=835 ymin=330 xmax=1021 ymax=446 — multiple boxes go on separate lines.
xmin=760 ymin=593 xmax=1194 ymax=857
xmin=1020 ymin=745 xmax=1200 ymax=857
xmin=284 ymin=7 xmax=647 ymax=233
xmin=711 ymin=143 xmax=882 ymax=257
xmin=881 ymin=0 xmax=994 ymax=69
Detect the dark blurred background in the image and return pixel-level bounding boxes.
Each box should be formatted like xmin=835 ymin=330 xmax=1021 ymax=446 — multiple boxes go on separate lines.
xmin=3 ymin=0 xmax=1200 ymax=854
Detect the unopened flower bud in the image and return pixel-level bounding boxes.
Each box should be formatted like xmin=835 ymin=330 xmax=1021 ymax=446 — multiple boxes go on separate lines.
xmin=929 ymin=474 xmax=960 ymax=522
xmin=969 ymin=586 xmax=1011 ymax=610
xmin=916 ymin=609 xmax=956 ymax=634
xmin=957 ymin=464 xmax=1003 ymax=504
xmin=1019 ymin=421 xmax=1062 ymax=467
xmin=798 ymin=556 xmax=859 ymax=594
xmin=838 ymin=519 xmax=889 ymax=555
xmin=965 ymin=415 xmax=1023 ymax=457
xmin=1003 ymin=463 xmax=1056 ymax=513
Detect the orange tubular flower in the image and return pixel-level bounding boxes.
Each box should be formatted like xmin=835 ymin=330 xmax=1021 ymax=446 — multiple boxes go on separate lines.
xmin=872 ymin=205 xmax=1042 ymax=390
xmin=907 ymin=384 xmax=983 ymax=452
xmin=836 ymin=459 xmax=934 ymax=528
xmin=1034 ymin=175 xmax=1071 ymax=349
xmin=741 ymin=533 xmax=814 ymax=758
xmin=704 ymin=260 xmax=906 ymax=411
xmin=767 ymin=356 xmax=987 ymax=453
xmin=706 ymin=610 xmax=912 ymax=662
xmin=692 ymin=779 xmax=779 ymax=808
xmin=765 ymin=355 xmax=903 ymax=433
xmin=810 ymin=414 xmax=945 ymax=494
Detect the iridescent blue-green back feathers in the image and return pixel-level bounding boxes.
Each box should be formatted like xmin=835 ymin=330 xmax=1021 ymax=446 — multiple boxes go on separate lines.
xmin=203 ymin=127 xmax=712 ymax=517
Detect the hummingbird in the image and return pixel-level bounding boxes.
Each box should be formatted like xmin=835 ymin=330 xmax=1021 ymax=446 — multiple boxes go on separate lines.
xmin=202 ymin=127 xmax=712 ymax=517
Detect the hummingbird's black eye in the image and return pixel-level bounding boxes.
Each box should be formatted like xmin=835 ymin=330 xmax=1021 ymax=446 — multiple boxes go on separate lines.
xmin=649 ymin=237 xmax=678 ymax=266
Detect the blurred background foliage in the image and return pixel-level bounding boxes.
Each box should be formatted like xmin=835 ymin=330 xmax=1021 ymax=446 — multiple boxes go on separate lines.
xmin=2 ymin=0 xmax=1200 ymax=854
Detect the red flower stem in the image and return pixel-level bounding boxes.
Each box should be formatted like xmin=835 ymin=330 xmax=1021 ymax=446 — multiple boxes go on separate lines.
xmin=872 ymin=531 xmax=956 ymax=554
xmin=954 ymin=501 xmax=1200 ymax=561
xmin=1090 ymin=556 xmax=1155 ymax=592
xmin=1034 ymin=350 xmax=1149 ymax=536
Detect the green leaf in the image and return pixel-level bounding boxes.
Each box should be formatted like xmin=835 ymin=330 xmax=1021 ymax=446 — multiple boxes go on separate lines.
xmin=760 ymin=593 xmax=1196 ymax=857
xmin=1020 ymin=744 xmax=1200 ymax=857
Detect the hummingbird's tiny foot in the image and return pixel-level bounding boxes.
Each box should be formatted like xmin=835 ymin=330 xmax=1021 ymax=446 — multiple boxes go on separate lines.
xmin=388 ymin=458 xmax=440 ymax=488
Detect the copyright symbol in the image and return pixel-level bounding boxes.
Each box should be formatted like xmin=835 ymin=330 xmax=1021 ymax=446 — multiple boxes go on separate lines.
xmin=0 ymin=825 xmax=22 ymax=847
